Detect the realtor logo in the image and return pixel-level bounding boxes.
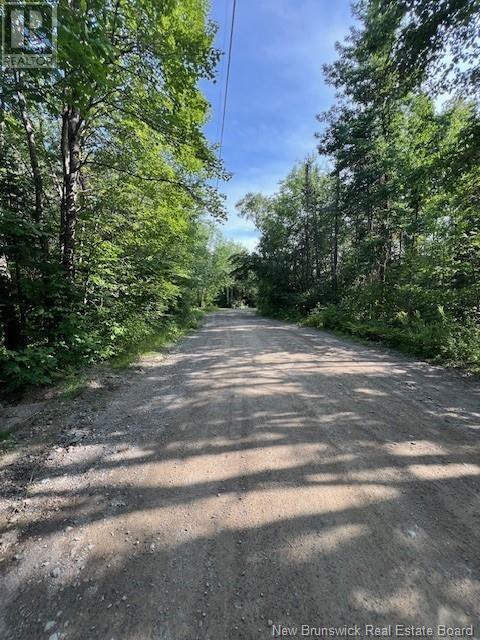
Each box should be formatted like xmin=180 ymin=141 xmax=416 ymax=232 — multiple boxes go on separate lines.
xmin=1 ymin=2 xmax=57 ymax=68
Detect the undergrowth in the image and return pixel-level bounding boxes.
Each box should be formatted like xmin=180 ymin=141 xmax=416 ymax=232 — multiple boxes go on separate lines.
xmin=0 ymin=308 xmax=206 ymax=397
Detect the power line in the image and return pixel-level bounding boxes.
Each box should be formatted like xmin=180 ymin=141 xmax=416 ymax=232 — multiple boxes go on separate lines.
xmin=214 ymin=0 xmax=230 ymax=146
xmin=217 ymin=0 xmax=237 ymax=171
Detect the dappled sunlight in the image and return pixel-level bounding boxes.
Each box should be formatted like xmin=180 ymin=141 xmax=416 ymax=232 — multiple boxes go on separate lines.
xmin=354 ymin=387 xmax=389 ymax=397
xmin=145 ymin=445 xmax=327 ymax=485
xmin=223 ymin=485 xmax=401 ymax=526
xmin=446 ymin=579 xmax=480 ymax=609
xmin=435 ymin=605 xmax=474 ymax=628
xmin=307 ymin=466 xmax=406 ymax=484
xmin=385 ymin=441 xmax=449 ymax=456
xmin=282 ymin=524 xmax=368 ymax=559
xmin=408 ymin=463 xmax=480 ymax=481
xmin=351 ymin=584 xmax=424 ymax=621
xmin=105 ymin=446 xmax=157 ymax=463
xmin=2 ymin=311 xmax=479 ymax=638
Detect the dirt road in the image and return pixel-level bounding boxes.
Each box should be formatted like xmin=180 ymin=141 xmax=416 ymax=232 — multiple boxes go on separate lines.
xmin=1 ymin=310 xmax=479 ymax=640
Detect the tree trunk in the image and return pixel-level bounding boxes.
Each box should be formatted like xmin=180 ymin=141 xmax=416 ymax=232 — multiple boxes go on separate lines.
xmin=16 ymin=79 xmax=50 ymax=267
xmin=303 ymin=161 xmax=314 ymax=290
xmin=61 ymin=105 xmax=83 ymax=279
xmin=16 ymin=82 xmax=43 ymax=226
xmin=0 ymin=85 xmax=24 ymax=350
xmin=331 ymin=171 xmax=340 ymax=297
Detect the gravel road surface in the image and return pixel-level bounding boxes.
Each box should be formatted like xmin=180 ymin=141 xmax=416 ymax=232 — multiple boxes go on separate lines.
xmin=1 ymin=310 xmax=479 ymax=640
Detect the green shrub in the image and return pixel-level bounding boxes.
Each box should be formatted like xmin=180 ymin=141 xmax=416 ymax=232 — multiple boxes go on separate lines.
xmin=304 ymin=303 xmax=353 ymax=331
xmin=1 ymin=346 xmax=58 ymax=391
xmin=0 ymin=306 xmax=208 ymax=394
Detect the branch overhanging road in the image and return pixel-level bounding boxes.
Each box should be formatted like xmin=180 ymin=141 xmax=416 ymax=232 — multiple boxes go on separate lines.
xmin=1 ymin=310 xmax=479 ymax=640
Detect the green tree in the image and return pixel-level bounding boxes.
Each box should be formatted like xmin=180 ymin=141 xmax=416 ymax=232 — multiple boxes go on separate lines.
xmin=245 ymin=0 xmax=480 ymax=368
xmin=0 ymin=1 xmax=232 ymax=391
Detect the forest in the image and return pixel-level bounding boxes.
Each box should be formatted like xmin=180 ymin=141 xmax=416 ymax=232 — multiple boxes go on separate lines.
xmin=1 ymin=0 xmax=479 ymax=395
xmin=239 ymin=0 xmax=480 ymax=370
xmin=1 ymin=3 xmax=479 ymax=636
xmin=0 ymin=1 xmax=250 ymax=392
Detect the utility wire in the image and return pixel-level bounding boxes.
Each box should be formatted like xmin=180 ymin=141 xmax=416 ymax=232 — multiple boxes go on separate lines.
xmin=214 ymin=0 xmax=230 ymax=146
xmin=217 ymin=0 xmax=237 ymax=174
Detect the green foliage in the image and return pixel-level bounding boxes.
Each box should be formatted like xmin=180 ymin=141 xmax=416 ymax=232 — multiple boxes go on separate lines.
xmin=238 ymin=159 xmax=336 ymax=315
xmin=242 ymin=0 xmax=480 ymax=372
xmin=216 ymin=252 xmax=258 ymax=308
xmin=0 ymin=308 xmax=207 ymax=393
xmin=1 ymin=346 xmax=58 ymax=391
xmin=108 ymin=308 xmax=206 ymax=371
xmin=0 ymin=1 xmax=233 ymax=393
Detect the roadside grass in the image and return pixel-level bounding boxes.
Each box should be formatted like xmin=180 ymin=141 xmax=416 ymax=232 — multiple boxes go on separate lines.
xmin=59 ymin=370 xmax=96 ymax=400
xmin=0 ymin=428 xmax=12 ymax=443
xmin=1 ymin=309 xmax=208 ymax=405
xmin=108 ymin=308 xmax=207 ymax=371
xmin=66 ymin=308 xmax=207 ymax=395
xmin=55 ymin=310 xmax=212 ymax=422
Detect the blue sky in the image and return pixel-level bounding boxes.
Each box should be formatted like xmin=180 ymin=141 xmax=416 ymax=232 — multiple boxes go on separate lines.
xmin=201 ymin=0 xmax=355 ymax=250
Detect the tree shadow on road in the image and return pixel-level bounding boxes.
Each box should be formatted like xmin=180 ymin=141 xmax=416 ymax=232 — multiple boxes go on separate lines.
xmin=1 ymin=311 xmax=479 ymax=639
